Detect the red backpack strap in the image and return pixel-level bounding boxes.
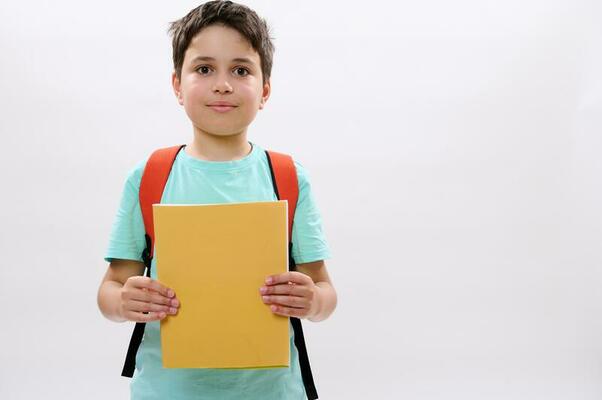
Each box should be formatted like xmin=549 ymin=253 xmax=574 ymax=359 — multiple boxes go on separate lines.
xmin=265 ymin=150 xmax=299 ymax=242
xmin=139 ymin=145 xmax=185 ymax=260
xmin=122 ymin=144 xmax=184 ymax=379
xmin=265 ymin=150 xmax=320 ymax=399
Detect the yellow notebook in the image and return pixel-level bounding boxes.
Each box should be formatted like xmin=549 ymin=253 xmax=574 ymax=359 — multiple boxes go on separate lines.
xmin=153 ymin=200 xmax=290 ymax=369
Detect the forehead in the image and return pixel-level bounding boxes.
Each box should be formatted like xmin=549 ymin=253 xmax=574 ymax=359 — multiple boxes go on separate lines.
xmin=184 ymin=24 xmax=260 ymax=65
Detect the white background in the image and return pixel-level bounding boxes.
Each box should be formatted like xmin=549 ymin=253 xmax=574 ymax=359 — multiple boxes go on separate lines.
xmin=1 ymin=0 xmax=601 ymax=399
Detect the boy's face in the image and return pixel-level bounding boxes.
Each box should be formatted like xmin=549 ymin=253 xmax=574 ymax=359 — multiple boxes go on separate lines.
xmin=172 ymin=24 xmax=270 ymax=138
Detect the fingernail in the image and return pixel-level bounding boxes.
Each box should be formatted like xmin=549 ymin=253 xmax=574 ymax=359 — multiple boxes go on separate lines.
xmin=171 ymin=299 xmax=179 ymax=307
xmin=169 ymin=307 xmax=177 ymax=314
xmin=262 ymin=296 xmax=269 ymax=302
xmin=259 ymin=287 xmax=267 ymax=294
xmin=167 ymin=290 xmax=174 ymax=298
xmin=265 ymin=277 xmax=273 ymax=284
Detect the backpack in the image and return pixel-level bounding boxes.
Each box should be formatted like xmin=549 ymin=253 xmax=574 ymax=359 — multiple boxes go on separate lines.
xmin=120 ymin=144 xmax=319 ymax=400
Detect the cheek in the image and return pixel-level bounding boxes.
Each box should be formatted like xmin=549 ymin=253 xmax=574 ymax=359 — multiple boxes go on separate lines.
xmin=180 ymin=74 xmax=204 ymax=95
xmin=182 ymin=83 xmax=205 ymax=105
xmin=238 ymin=82 xmax=263 ymax=102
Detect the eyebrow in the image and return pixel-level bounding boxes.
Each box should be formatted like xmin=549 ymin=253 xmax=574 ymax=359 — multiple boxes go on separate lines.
xmin=190 ymin=56 xmax=256 ymax=65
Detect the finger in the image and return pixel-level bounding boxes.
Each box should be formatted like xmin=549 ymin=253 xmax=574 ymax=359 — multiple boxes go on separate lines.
xmin=262 ymin=295 xmax=308 ymax=309
xmin=260 ymin=283 xmax=309 ymax=297
xmin=123 ymin=309 xmax=167 ymax=323
xmin=130 ymin=276 xmax=175 ymax=298
xmin=269 ymin=304 xmax=307 ymax=318
xmin=127 ymin=299 xmax=178 ymax=315
xmin=265 ymin=271 xmax=311 ymax=286
xmin=129 ymin=288 xmax=176 ymax=307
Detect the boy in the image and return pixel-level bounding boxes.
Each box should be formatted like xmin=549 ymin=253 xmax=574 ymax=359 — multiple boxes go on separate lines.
xmin=96 ymin=1 xmax=337 ymax=399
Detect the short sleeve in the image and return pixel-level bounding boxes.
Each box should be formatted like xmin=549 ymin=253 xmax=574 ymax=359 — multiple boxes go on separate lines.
xmin=104 ymin=159 xmax=147 ymax=263
xmin=291 ymin=160 xmax=332 ymax=264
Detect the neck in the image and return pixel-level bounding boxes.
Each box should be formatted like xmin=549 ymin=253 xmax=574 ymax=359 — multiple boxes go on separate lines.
xmin=186 ymin=126 xmax=252 ymax=161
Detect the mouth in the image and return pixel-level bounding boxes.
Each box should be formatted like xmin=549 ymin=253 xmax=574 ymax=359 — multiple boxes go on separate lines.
xmin=207 ymin=105 xmax=237 ymax=113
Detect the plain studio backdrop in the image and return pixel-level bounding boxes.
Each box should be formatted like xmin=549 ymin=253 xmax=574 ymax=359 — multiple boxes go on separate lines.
xmin=1 ymin=0 xmax=601 ymax=399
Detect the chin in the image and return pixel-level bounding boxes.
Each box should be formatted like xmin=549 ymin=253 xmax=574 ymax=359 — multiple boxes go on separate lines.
xmin=194 ymin=124 xmax=246 ymax=137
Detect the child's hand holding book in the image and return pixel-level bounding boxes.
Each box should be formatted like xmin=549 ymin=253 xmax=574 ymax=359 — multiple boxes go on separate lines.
xmin=119 ymin=276 xmax=180 ymax=322
xmin=260 ymin=271 xmax=319 ymax=319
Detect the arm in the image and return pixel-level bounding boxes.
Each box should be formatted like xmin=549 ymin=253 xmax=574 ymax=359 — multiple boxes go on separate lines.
xmin=97 ymin=259 xmax=144 ymax=322
xmin=296 ymin=260 xmax=337 ymax=322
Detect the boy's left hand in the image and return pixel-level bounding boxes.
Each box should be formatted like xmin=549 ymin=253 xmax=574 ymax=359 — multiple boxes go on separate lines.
xmin=260 ymin=271 xmax=318 ymax=319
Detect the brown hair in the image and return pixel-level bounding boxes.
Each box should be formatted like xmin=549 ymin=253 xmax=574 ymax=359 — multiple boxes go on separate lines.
xmin=168 ymin=1 xmax=275 ymax=85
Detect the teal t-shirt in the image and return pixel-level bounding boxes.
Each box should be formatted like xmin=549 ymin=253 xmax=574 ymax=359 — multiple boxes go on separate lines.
xmin=104 ymin=142 xmax=331 ymax=400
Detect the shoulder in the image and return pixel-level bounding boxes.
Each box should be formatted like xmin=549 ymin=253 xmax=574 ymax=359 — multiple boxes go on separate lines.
xmin=123 ymin=156 xmax=149 ymax=193
xmin=259 ymin=145 xmax=315 ymax=192
xmin=127 ymin=145 xmax=185 ymax=183
xmin=292 ymin=158 xmax=311 ymax=190
xmin=263 ymin=147 xmax=312 ymax=189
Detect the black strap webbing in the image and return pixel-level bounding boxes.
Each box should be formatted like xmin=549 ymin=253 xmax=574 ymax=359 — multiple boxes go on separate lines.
xmin=288 ymin=248 xmax=319 ymax=400
xmin=121 ymin=234 xmax=152 ymax=377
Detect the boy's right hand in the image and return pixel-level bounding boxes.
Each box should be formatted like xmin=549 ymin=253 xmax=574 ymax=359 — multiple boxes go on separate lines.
xmin=119 ymin=276 xmax=180 ymax=322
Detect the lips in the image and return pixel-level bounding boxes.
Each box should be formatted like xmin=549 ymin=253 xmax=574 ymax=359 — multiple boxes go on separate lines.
xmin=208 ymin=101 xmax=236 ymax=106
xmin=207 ymin=101 xmax=237 ymax=113
xmin=208 ymin=104 xmax=236 ymax=113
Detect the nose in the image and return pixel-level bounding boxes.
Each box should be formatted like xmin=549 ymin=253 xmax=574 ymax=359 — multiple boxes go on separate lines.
xmin=212 ymin=74 xmax=233 ymax=94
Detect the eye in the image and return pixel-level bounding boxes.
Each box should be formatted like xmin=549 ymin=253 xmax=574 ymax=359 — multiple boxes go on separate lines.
xmin=234 ymin=67 xmax=249 ymax=77
xmin=196 ymin=65 xmax=211 ymax=75
xmin=195 ymin=65 xmax=250 ymax=77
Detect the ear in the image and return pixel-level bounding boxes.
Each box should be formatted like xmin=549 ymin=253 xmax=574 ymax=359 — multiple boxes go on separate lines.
xmin=259 ymin=79 xmax=271 ymax=110
xmin=171 ymin=71 xmax=184 ymax=105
